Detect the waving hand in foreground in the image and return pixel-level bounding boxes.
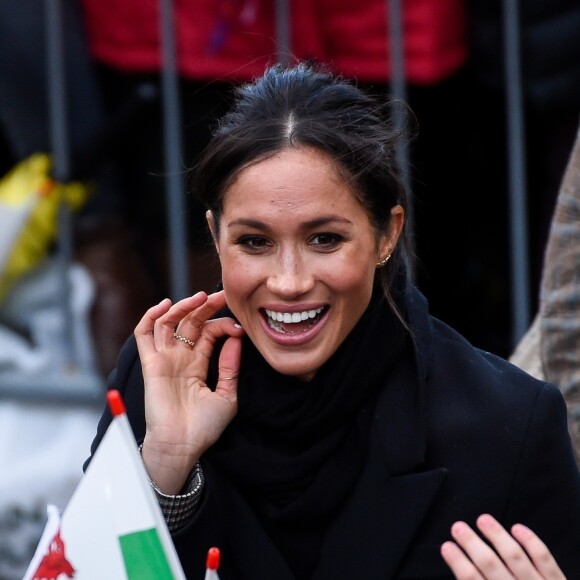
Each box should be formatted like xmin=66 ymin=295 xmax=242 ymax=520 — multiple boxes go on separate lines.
xmin=442 ymin=514 xmax=566 ymax=579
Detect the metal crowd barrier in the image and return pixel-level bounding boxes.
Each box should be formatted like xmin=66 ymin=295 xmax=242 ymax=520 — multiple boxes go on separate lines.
xmin=0 ymin=0 xmax=532 ymax=404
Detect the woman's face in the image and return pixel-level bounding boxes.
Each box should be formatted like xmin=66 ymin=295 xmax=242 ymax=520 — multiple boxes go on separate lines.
xmin=210 ymin=147 xmax=403 ymax=381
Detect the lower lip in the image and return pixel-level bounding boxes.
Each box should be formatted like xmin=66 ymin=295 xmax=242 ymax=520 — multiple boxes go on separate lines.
xmin=259 ymin=308 xmax=330 ymax=346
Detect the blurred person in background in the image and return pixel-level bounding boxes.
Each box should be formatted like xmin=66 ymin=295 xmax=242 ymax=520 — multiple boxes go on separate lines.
xmin=510 ymin=119 xmax=580 ymax=465
xmin=540 ymin=122 xmax=580 ymax=463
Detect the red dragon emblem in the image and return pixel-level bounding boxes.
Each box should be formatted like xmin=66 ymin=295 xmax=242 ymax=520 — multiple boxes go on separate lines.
xmin=32 ymin=528 xmax=75 ymax=579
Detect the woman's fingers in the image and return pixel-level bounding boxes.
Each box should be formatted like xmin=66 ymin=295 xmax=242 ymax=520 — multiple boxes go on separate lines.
xmin=193 ymin=317 xmax=245 ymax=364
xmin=510 ymin=524 xmax=566 ymax=579
xmin=154 ymin=291 xmax=211 ymax=349
xmin=448 ymin=521 xmax=513 ymax=579
xmin=441 ymin=540 xmax=486 ymax=579
xmin=215 ymin=335 xmax=243 ymax=399
xmin=134 ymin=298 xmax=172 ymax=358
xmin=475 ymin=514 xmax=539 ymax=578
xmin=475 ymin=515 xmax=564 ymax=578
xmin=442 ymin=516 xmax=565 ymax=580
xmin=175 ymin=290 xmax=227 ymax=337
xmin=140 ymin=290 xmax=227 ymax=352
xmin=134 ymin=289 xmax=243 ymax=394
xmin=157 ymin=290 xmax=229 ymax=349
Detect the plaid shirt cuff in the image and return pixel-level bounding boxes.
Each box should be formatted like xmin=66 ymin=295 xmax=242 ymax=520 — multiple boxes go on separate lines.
xmin=139 ymin=444 xmax=204 ymax=533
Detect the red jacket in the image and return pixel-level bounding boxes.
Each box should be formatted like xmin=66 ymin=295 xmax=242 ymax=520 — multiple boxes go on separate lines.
xmin=317 ymin=0 xmax=467 ymax=84
xmin=80 ymin=0 xmax=466 ymax=85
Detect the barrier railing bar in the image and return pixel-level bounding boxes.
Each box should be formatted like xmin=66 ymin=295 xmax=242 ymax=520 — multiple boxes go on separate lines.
xmin=503 ymin=0 xmax=531 ymax=345
xmin=45 ymin=0 xmax=76 ymax=367
xmin=0 ymin=375 xmax=104 ymax=406
xmin=275 ymin=0 xmax=291 ymax=66
xmin=160 ymin=0 xmax=190 ymax=301
xmin=387 ymin=0 xmax=415 ymax=279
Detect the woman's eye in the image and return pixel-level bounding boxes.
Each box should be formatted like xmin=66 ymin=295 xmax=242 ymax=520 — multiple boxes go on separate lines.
xmin=237 ymin=236 xmax=271 ymax=251
xmin=309 ymin=233 xmax=343 ymax=248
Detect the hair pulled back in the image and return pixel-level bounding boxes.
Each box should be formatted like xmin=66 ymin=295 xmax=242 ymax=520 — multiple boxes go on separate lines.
xmin=193 ymin=62 xmax=412 ymax=308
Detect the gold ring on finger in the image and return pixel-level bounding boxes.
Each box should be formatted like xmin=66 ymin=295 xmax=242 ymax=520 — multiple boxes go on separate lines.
xmin=173 ymin=332 xmax=196 ymax=349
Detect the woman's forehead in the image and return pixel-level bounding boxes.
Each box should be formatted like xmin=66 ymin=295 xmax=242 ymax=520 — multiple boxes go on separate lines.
xmin=223 ymin=147 xmax=352 ymax=202
xmin=224 ymin=149 xmax=354 ymax=204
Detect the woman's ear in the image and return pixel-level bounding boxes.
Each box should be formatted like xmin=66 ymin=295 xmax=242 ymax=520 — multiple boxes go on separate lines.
xmin=206 ymin=210 xmax=219 ymax=253
xmin=378 ymin=204 xmax=405 ymax=259
xmin=389 ymin=205 xmax=405 ymax=245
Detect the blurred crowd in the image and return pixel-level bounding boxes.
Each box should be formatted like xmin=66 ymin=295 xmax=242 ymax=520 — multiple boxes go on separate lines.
xmin=1 ymin=0 xmax=579 ymax=376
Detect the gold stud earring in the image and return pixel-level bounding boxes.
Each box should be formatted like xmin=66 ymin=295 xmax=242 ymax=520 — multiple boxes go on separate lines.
xmin=376 ymin=254 xmax=391 ymax=268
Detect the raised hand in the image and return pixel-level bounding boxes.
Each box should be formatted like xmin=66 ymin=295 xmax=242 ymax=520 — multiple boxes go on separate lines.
xmin=134 ymin=290 xmax=245 ymax=493
xmin=441 ymin=514 xmax=566 ymax=579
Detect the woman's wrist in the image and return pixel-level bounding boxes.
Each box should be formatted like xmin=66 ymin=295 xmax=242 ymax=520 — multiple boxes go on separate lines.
xmin=140 ymin=438 xmax=201 ymax=494
xmin=139 ymin=444 xmax=205 ymax=532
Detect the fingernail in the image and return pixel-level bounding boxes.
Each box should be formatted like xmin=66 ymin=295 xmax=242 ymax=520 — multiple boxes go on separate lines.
xmin=440 ymin=542 xmax=454 ymax=555
xmin=234 ymin=323 xmax=242 ymax=329
xmin=477 ymin=514 xmax=495 ymax=530
xmin=451 ymin=522 xmax=467 ymax=537
xmin=512 ymin=523 xmax=531 ymax=537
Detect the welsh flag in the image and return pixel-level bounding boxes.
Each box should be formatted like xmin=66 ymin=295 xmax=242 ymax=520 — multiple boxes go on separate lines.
xmin=23 ymin=390 xmax=186 ymax=580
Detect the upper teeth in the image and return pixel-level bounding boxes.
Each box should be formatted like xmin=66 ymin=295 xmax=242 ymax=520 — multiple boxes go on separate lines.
xmin=265 ymin=307 xmax=324 ymax=324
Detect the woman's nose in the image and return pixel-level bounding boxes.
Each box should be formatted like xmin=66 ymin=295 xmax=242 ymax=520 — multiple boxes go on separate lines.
xmin=266 ymin=253 xmax=314 ymax=297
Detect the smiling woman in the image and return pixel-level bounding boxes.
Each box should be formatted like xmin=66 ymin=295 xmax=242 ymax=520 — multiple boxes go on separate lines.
xmin=207 ymin=147 xmax=402 ymax=380
xmin=85 ymin=64 xmax=580 ymax=579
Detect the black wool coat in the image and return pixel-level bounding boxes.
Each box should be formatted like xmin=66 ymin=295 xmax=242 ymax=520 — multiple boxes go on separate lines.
xmin=87 ymin=287 xmax=580 ymax=579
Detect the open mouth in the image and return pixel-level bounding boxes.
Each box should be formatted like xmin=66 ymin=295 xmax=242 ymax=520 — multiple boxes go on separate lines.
xmin=263 ymin=306 xmax=328 ymax=334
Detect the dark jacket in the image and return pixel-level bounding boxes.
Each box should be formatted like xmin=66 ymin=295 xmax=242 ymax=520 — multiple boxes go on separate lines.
xmin=87 ymin=286 xmax=580 ymax=579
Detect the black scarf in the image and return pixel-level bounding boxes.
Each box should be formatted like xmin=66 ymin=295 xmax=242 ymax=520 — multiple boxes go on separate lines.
xmin=206 ymin=288 xmax=408 ymax=578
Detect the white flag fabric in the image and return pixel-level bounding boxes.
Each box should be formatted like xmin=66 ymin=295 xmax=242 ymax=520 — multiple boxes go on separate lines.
xmin=23 ymin=391 xmax=186 ymax=580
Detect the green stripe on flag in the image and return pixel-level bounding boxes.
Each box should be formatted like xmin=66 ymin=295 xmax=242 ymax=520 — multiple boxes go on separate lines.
xmin=118 ymin=527 xmax=174 ymax=579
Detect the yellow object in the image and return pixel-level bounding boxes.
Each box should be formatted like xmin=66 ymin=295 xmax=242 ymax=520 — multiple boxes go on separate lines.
xmin=0 ymin=153 xmax=89 ymax=300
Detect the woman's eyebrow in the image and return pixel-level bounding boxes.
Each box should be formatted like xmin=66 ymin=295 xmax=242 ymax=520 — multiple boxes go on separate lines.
xmin=227 ymin=215 xmax=354 ymax=229
xmin=227 ymin=218 xmax=267 ymax=229
xmin=303 ymin=215 xmax=354 ymax=228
